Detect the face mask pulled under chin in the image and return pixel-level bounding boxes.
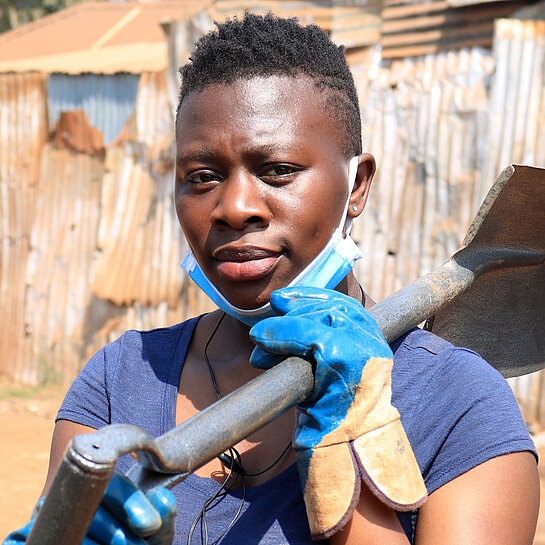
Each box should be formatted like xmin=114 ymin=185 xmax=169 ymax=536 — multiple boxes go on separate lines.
xmin=180 ymin=156 xmax=362 ymax=326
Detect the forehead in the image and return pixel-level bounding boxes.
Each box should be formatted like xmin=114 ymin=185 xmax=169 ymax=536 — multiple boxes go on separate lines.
xmin=175 ymin=75 xmax=345 ymax=156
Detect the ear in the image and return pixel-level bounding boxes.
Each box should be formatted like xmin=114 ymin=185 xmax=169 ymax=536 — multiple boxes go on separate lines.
xmin=347 ymin=153 xmax=375 ymax=219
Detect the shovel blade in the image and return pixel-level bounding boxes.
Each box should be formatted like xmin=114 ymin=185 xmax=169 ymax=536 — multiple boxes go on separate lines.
xmin=430 ymin=260 xmax=545 ymax=377
xmin=430 ymin=165 xmax=545 ymax=377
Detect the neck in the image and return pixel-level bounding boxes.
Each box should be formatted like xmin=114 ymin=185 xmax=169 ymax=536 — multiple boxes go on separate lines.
xmin=202 ymin=309 xmax=255 ymax=364
xmin=335 ymin=271 xmax=374 ymax=309
xmin=223 ymin=312 xmax=256 ymax=351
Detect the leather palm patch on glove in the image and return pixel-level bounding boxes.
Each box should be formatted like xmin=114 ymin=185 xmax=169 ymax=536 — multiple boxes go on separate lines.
xmin=250 ymin=287 xmax=427 ymax=539
xmin=297 ymin=357 xmax=426 ymax=538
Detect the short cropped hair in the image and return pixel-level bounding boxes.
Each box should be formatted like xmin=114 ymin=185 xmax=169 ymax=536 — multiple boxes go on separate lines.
xmin=177 ymin=12 xmax=362 ymax=157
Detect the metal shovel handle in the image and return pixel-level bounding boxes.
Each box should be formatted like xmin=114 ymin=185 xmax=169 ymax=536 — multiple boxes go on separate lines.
xmin=25 ymin=258 xmax=472 ymax=545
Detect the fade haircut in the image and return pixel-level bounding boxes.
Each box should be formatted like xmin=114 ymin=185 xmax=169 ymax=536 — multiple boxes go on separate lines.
xmin=177 ymin=12 xmax=362 ymax=157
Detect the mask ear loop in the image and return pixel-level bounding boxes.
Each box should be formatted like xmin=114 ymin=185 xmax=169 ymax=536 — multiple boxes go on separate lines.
xmin=342 ymin=156 xmax=360 ymax=237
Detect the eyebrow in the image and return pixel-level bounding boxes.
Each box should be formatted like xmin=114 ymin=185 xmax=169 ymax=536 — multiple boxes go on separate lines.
xmin=177 ymin=142 xmax=300 ymax=164
xmin=176 ymin=148 xmax=215 ymax=163
xmin=249 ymin=142 xmax=297 ymax=156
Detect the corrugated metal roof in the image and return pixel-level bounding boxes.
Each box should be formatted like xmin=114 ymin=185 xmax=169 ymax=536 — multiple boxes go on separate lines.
xmin=209 ymin=0 xmax=383 ymax=48
xmin=381 ymin=0 xmax=528 ymax=58
xmin=0 ymin=1 xmax=211 ymax=74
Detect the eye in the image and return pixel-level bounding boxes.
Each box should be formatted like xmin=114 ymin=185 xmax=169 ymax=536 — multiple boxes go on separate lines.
xmin=184 ymin=170 xmax=221 ymax=186
xmin=259 ymin=163 xmax=301 ymax=181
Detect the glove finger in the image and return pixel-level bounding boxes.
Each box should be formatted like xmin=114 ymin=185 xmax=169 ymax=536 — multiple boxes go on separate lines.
xmin=88 ymin=504 xmax=148 ymax=545
xmin=249 ymin=346 xmax=284 ymax=369
xmin=3 ymin=521 xmax=33 ymax=544
xmin=146 ymin=488 xmax=177 ymax=545
xmin=251 ymin=312 xmax=363 ymax=361
xmin=270 ymin=287 xmax=363 ymax=316
xmin=272 ymin=305 xmax=390 ymax=362
xmin=250 ymin=316 xmax=330 ymax=359
xmin=351 ymin=420 xmax=428 ymax=511
xmin=272 ymin=288 xmax=388 ymax=346
xmin=296 ymin=442 xmax=360 ymax=540
xmin=103 ymin=473 xmax=162 ymax=535
xmin=281 ymin=300 xmax=361 ymax=325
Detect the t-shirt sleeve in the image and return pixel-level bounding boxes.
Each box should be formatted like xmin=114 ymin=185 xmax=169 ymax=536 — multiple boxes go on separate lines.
xmin=56 ymin=340 xmax=119 ymax=429
xmin=392 ymin=330 xmax=537 ymax=498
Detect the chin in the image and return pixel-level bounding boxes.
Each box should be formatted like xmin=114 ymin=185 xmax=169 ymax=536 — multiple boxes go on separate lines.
xmin=222 ymin=286 xmax=272 ymax=310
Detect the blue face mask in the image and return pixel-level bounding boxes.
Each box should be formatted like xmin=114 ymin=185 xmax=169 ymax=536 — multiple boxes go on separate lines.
xmin=181 ymin=156 xmax=362 ymax=326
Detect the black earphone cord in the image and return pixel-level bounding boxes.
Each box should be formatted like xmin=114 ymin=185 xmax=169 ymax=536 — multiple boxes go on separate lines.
xmin=188 ymin=312 xmax=292 ymax=545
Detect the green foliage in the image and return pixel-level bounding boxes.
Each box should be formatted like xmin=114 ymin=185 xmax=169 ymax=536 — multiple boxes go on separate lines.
xmin=0 ymin=385 xmax=38 ymax=399
xmin=0 ymin=0 xmax=85 ymax=34
xmin=37 ymin=355 xmax=63 ymax=386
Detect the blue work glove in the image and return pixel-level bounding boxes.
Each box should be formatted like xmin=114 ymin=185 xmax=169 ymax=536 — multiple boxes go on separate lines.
xmin=250 ymin=287 xmax=427 ymax=540
xmin=3 ymin=472 xmax=176 ymax=545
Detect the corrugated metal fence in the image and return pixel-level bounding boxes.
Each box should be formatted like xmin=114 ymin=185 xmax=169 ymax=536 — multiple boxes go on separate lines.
xmin=351 ymin=46 xmax=493 ymax=299
xmin=1 ymin=16 xmax=544 ymax=429
xmin=0 ymin=70 xmax=213 ymax=384
xmin=0 ymin=72 xmax=48 ymax=383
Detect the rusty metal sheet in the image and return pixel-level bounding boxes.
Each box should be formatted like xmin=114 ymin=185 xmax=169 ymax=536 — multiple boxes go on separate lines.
xmin=52 ymin=111 xmax=105 ymax=154
xmin=91 ymin=146 xmax=186 ymax=309
xmin=23 ymin=145 xmax=104 ymax=383
xmin=90 ymin=69 xmax=184 ymax=309
xmin=352 ymin=47 xmax=494 ymax=302
xmin=117 ymin=71 xmax=173 ymax=167
xmin=0 ymin=72 xmax=48 ymax=383
xmin=48 ymin=73 xmax=140 ymax=145
xmin=480 ymin=19 xmax=545 ymax=204
xmin=381 ymin=0 xmax=527 ymax=58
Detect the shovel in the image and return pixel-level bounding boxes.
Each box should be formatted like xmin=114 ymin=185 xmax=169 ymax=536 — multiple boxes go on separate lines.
xmin=26 ymin=164 xmax=545 ymax=545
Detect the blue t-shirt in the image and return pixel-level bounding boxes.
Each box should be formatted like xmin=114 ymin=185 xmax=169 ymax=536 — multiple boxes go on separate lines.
xmin=57 ymin=318 xmax=536 ymax=544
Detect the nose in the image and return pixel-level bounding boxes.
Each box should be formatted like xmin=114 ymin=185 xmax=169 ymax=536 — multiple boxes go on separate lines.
xmin=210 ymin=170 xmax=271 ymax=231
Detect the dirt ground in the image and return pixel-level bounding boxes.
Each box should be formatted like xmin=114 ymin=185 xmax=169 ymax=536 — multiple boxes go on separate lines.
xmin=1 ymin=384 xmax=545 ymax=543
xmin=0 ymin=383 xmax=65 ymax=537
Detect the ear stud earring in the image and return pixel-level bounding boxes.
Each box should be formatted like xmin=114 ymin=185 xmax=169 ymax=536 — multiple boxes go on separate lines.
xmin=352 ymin=206 xmax=358 ymax=212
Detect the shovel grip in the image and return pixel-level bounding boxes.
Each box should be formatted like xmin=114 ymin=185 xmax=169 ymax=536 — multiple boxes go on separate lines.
xmin=26 ymin=444 xmax=114 ymax=545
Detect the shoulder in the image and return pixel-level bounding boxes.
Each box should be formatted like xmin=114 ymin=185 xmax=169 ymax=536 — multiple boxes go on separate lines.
xmin=391 ymin=327 xmax=509 ymax=407
xmin=57 ymin=317 xmax=200 ymax=430
xmin=391 ymin=326 xmax=486 ymax=370
xmin=103 ymin=317 xmax=199 ymax=364
xmin=390 ymin=328 xmax=536 ymax=494
xmin=98 ymin=317 xmax=201 ymax=401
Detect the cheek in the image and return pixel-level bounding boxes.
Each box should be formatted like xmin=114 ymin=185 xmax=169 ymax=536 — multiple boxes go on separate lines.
xmin=175 ymin=194 xmax=208 ymax=247
xmin=275 ymin=195 xmax=338 ymax=266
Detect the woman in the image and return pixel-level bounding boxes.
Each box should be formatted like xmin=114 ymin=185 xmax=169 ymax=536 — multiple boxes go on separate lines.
xmin=4 ymin=13 xmax=539 ymax=545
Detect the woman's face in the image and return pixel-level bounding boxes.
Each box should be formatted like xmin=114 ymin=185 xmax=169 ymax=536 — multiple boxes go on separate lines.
xmin=175 ymin=75 xmax=362 ymax=310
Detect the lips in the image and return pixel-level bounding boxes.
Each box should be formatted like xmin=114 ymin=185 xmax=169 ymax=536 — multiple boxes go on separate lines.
xmin=213 ymin=246 xmax=281 ymax=282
